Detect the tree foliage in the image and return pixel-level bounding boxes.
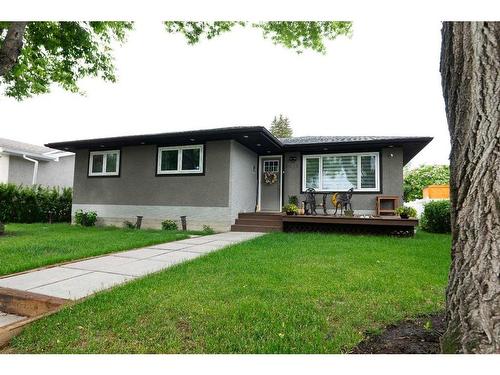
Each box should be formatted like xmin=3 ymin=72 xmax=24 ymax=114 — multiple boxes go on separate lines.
xmin=0 ymin=21 xmax=133 ymax=99
xmin=270 ymin=114 xmax=293 ymax=138
xmin=165 ymin=21 xmax=352 ymax=54
xmin=1 ymin=21 xmax=351 ymax=100
xmin=403 ymin=164 xmax=450 ymax=202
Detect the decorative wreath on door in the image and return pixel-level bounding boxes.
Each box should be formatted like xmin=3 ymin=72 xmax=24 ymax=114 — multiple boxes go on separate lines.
xmin=264 ymin=171 xmax=278 ymax=185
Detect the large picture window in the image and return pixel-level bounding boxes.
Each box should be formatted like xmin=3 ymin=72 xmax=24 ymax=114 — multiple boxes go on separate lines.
xmin=157 ymin=145 xmax=204 ymax=174
xmin=88 ymin=150 xmax=120 ymax=176
xmin=303 ymin=152 xmax=379 ymax=192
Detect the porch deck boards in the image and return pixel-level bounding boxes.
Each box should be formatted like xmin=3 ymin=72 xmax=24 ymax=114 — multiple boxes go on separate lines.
xmin=232 ymin=213 xmax=418 ymax=235
xmin=282 ymin=214 xmax=418 ymax=227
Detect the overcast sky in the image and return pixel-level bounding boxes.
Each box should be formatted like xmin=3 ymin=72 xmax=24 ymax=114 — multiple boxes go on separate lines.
xmin=0 ymin=19 xmax=450 ymax=168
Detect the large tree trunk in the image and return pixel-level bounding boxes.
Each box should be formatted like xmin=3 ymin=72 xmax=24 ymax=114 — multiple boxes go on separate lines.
xmin=440 ymin=21 xmax=500 ymax=354
xmin=0 ymin=21 xmax=28 ymax=77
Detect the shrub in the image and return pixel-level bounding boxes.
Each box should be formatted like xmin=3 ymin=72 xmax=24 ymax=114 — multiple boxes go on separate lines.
xmin=202 ymin=225 xmax=215 ymax=234
xmin=395 ymin=206 xmax=417 ymax=218
xmin=283 ymin=203 xmax=299 ymax=215
xmin=288 ymin=195 xmax=299 ymax=206
xmin=161 ymin=219 xmax=178 ymax=231
xmin=421 ymin=200 xmax=451 ymax=233
xmin=403 ymin=165 xmax=449 ymax=202
xmin=0 ymin=183 xmax=72 ymax=223
xmin=74 ymin=210 xmax=98 ymax=227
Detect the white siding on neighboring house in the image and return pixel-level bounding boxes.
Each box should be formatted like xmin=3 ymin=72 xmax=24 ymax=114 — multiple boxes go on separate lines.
xmin=0 ymin=154 xmax=9 ymax=183
xmin=406 ymin=198 xmax=449 ymax=218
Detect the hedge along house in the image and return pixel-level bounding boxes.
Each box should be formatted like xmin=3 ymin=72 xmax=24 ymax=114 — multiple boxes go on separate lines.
xmin=46 ymin=126 xmax=431 ymax=231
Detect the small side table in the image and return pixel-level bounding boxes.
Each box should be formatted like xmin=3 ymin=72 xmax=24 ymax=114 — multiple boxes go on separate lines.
xmin=376 ymin=196 xmax=400 ymax=216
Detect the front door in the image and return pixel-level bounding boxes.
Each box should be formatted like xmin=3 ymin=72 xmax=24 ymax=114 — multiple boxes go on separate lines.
xmin=259 ymin=156 xmax=282 ymax=212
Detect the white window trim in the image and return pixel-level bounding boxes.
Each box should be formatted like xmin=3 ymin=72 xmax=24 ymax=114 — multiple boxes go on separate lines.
xmin=302 ymin=151 xmax=380 ymax=192
xmin=157 ymin=144 xmax=204 ymax=175
xmin=88 ymin=150 xmax=120 ymax=176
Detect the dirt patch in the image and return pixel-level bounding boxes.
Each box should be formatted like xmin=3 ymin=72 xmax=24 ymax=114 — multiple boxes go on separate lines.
xmin=352 ymin=313 xmax=445 ymax=354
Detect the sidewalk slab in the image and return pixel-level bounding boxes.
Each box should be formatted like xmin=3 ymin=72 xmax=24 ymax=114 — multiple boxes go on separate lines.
xmin=113 ymin=248 xmax=173 ymax=259
xmin=183 ymin=240 xmax=234 ymax=253
xmin=149 ymin=250 xmax=206 ymax=264
xmin=175 ymin=237 xmax=220 ymax=245
xmin=62 ymin=255 xmax=136 ymax=273
xmin=0 ymin=312 xmax=26 ymax=328
xmin=75 ymin=258 xmax=171 ymax=278
xmin=148 ymin=242 xmax=196 ymax=250
xmin=0 ymin=267 xmax=90 ymax=291
xmin=29 ymin=272 xmax=135 ymax=300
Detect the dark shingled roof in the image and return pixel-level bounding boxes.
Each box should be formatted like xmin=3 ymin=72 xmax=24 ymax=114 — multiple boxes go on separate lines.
xmin=279 ymin=136 xmax=421 ymax=145
xmin=46 ymin=126 xmax=433 ymax=165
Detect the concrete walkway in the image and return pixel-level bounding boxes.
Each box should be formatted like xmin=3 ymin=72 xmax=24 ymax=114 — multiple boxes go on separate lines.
xmin=0 ymin=232 xmax=263 ymax=301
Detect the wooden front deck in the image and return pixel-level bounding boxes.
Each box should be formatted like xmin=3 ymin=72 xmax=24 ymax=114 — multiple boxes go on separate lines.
xmin=232 ymin=212 xmax=418 ymax=236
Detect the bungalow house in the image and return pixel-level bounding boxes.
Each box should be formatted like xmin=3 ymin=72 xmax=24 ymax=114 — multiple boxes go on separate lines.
xmin=0 ymin=138 xmax=74 ymax=188
xmin=46 ymin=126 xmax=431 ymax=231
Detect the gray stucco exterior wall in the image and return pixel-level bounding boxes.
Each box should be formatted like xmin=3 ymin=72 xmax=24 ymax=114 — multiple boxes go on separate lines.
xmin=72 ymin=140 xmax=233 ymax=231
xmin=7 ymin=156 xmax=33 ymax=186
xmin=228 ymin=140 xmax=258 ymax=221
xmin=6 ymin=155 xmax=74 ymax=188
xmin=73 ymin=141 xmax=230 ymax=207
xmin=283 ymin=147 xmax=403 ymax=214
xmin=37 ymin=155 xmax=75 ymax=188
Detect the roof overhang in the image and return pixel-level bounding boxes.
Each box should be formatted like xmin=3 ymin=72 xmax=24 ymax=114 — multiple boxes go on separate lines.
xmin=0 ymin=147 xmax=58 ymax=162
xmin=282 ymin=137 xmax=433 ymax=165
xmin=45 ymin=126 xmax=283 ymax=155
xmin=45 ymin=127 xmax=432 ymax=165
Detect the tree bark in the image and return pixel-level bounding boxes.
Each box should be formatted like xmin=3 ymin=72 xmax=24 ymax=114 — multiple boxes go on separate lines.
xmin=440 ymin=21 xmax=500 ymax=353
xmin=0 ymin=21 xmax=28 ymax=77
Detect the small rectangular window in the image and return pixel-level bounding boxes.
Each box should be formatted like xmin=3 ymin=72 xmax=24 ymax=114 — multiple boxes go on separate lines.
xmin=157 ymin=145 xmax=204 ymax=175
xmin=89 ymin=150 xmax=120 ymax=176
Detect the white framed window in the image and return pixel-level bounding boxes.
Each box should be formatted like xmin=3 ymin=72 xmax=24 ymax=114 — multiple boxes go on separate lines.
xmin=157 ymin=145 xmax=204 ymax=174
xmin=88 ymin=150 xmax=120 ymax=176
xmin=302 ymin=152 xmax=380 ymax=192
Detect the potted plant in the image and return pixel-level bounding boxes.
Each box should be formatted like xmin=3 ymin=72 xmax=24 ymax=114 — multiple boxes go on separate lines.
xmin=344 ymin=209 xmax=354 ymax=217
xmin=283 ymin=203 xmax=299 ymax=216
xmin=395 ymin=206 xmax=417 ymax=219
xmin=299 ymin=201 xmax=305 ymax=215
xmin=288 ymin=195 xmax=299 ymax=206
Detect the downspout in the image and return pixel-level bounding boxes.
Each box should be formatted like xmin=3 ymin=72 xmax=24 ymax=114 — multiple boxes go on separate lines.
xmin=22 ymin=154 xmax=38 ymax=185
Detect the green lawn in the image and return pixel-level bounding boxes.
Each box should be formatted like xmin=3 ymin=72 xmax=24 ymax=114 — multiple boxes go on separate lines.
xmin=10 ymin=231 xmax=451 ymax=354
xmin=0 ymin=223 xmax=200 ymax=276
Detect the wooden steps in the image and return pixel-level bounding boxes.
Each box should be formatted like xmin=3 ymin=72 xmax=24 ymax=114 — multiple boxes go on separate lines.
xmin=231 ymin=212 xmax=284 ymax=232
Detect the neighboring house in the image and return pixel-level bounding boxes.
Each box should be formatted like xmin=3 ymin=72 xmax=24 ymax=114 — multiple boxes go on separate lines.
xmin=0 ymin=138 xmax=74 ymax=188
xmin=46 ymin=126 xmax=432 ymax=231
